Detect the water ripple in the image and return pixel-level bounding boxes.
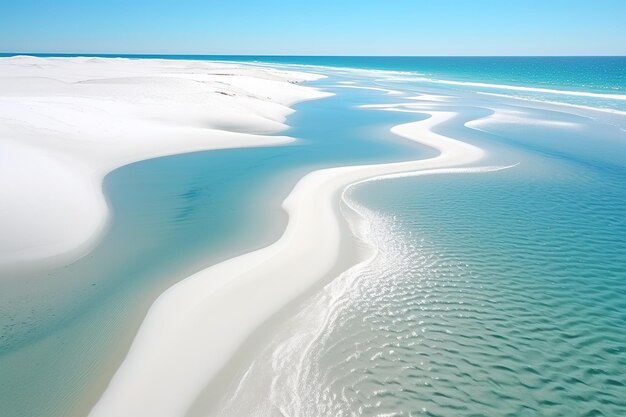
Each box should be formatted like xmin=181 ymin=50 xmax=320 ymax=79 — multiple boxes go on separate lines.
xmin=238 ymin=154 xmax=626 ymax=417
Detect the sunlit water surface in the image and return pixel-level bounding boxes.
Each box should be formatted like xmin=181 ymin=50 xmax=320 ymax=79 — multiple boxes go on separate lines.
xmin=1 ymin=58 xmax=625 ymax=417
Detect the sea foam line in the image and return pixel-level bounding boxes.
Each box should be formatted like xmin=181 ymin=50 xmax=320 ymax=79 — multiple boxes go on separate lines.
xmin=476 ymin=92 xmax=626 ymax=116
xmin=88 ymin=110 xmax=492 ymax=417
xmin=383 ymin=76 xmax=626 ymax=101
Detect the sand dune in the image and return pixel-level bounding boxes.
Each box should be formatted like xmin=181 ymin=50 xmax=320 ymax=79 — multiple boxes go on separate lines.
xmin=0 ymin=56 xmax=330 ymax=270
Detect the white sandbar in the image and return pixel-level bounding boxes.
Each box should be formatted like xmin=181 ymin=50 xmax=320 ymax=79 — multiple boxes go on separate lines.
xmin=88 ymin=109 xmax=486 ymax=417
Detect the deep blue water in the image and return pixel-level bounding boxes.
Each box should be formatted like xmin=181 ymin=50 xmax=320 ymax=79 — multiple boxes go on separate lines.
xmin=216 ymin=55 xmax=626 ymax=94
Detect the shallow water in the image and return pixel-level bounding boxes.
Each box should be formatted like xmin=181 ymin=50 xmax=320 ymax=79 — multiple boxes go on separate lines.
xmin=216 ymin=73 xmax=626 ymax=417
xmin=282 ymin=164 xmax=626 ymax=416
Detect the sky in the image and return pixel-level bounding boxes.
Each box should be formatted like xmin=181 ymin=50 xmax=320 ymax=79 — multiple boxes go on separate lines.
xmin=1 ymin=0 xmax=625 ymax=56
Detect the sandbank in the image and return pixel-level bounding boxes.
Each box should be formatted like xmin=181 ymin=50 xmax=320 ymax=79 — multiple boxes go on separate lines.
xmin=89 ymin=108 xmax=489 ymax=417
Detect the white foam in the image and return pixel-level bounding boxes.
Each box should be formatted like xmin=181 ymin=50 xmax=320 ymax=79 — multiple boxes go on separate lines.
xmin=466 ymin=107 xmax=584 ymax=129
xmin=378 ymin=74 xmax=626 ymax=101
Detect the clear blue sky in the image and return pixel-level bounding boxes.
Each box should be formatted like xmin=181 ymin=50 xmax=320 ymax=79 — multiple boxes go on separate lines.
xmin=2 ymin=0 xmax=625 ymax=55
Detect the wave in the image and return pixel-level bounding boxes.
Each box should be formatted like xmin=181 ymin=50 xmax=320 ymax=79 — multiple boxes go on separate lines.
xmin=476 ymin=92 xmax=626 ymax=116
xmin=379 ymin=75 xmax=626 ymax=101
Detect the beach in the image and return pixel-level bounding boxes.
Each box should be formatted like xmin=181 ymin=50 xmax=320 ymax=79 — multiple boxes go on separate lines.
xmin=2 ymin=56 xmax=625 ymax=417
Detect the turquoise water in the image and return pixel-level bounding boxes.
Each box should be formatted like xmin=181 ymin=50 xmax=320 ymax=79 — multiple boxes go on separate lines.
xmin=1 ymin=56 xmax=625 ymax=417
xmin=263 ymin=114 xmax=626 ymax=416
xmin=210 ymin=65 xmax=626 ymax=416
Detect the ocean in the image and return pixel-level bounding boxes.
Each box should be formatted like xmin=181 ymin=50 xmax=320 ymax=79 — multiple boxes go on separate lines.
xmin=0 ymin=55 xmax=625 ymax=416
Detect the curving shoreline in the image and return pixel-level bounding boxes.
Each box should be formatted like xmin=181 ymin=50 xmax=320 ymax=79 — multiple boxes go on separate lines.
xmin=88 ymin=109 xmax=496 ymax=417
xmin=0 ymin=56 xmax=329 ymax=271
xmin=2 ymin=54 xmax=624 ymax=417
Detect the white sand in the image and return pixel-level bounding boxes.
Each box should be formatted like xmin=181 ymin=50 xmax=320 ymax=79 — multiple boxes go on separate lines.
xmin=333 ymin=84 xmax=405 ymax=95
xmin=88 ymin=107 xmax=487 ymax=417
xmin=0 ymin=56 xmax=330 ymax=269
xmin=465 ymin=106 xmax=585 ymax=129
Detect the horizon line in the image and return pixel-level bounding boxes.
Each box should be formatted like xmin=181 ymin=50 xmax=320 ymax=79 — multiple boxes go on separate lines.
xmin=1 ymin=52 xmax=625 ymax=58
